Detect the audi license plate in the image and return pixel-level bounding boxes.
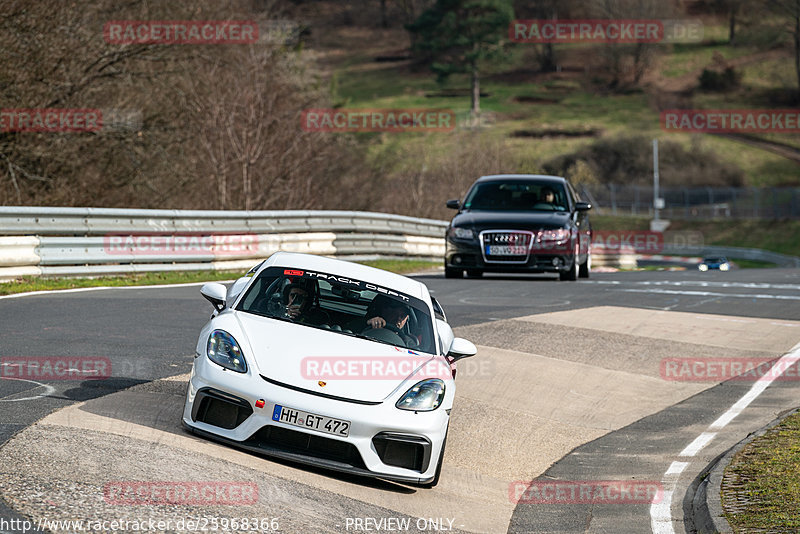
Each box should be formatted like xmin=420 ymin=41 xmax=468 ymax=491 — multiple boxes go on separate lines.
xmin=487 ymin=245 xmax=527 ymax=256
xmin=272 ymin=404 xmax=350 ymax=437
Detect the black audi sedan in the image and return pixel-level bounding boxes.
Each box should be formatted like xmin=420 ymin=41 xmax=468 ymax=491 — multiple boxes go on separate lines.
xmin=444 ymin=174 xmax=592 ymax=280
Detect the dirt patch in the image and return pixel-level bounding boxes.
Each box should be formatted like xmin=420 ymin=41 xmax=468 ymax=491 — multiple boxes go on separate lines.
xmin=513 ymin=95 xmax=562 ymax=104
xmin=511 ymin=128 xmax=601 ymax=138
xmin=425 ymin=89 xmax=491 ymax=98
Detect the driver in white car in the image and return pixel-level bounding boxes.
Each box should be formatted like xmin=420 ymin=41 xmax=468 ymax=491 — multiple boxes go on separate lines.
xmin=366 ymin=298 xmax=409 ymax=330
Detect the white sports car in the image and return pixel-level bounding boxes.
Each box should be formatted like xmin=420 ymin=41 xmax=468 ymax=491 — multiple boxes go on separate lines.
xmin=182 ymin=252 xmax=477 ymax=487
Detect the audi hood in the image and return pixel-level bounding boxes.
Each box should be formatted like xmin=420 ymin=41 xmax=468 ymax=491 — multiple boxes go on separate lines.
xmin=450 ymin=210 xmax=573 ymax=232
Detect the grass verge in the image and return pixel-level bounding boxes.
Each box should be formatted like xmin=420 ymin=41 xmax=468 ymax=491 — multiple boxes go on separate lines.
xmin=592 ymin=215 xmax=800 ymax=258
xmin=730 ymin=258 xmax=778 ymax=269
xmin=0 ymin=260 xmax=441 ymax=296
xmin=355 ymin=259 xmax=440 ymax=274
xmin=723 ymin=411 xmax=800 ymax=531
xmin=0 ymin=270 xmax=240 ymax=296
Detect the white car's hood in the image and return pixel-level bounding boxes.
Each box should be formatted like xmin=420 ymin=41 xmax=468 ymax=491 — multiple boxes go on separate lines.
xmin=236 ymin=312 xmax=442 ymax=403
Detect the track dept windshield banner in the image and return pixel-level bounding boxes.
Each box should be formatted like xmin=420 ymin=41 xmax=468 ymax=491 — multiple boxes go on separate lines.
xmin=301 ymin=109 xmax=456 ymax=132
xmin=661 ymin=110 xmax=800 ymax=133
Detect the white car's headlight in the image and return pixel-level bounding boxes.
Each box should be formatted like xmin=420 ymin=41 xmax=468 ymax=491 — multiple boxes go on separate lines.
xmin=207 ymin=330 xmax=247 ymax=373
xmin=396 ymin=379 xmax=445 ymax=412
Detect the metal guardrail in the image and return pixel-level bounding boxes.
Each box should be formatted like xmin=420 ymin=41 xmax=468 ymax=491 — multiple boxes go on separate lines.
xmin=581 ymin=185 xmax=800 ymax=220
xmin=0 ymin=208 xmax=448 ymax=281
xmin=1 ymin=207 xmax=796 ymax=281
xmin=0 ymin=207 xmax=448 ymax=237
xmin=662 ymin=245 xmax=800 ymax=268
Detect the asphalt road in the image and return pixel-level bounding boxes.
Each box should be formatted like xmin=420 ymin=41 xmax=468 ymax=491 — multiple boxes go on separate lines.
xmin=1 ymin=268 xmax=799 ymax=533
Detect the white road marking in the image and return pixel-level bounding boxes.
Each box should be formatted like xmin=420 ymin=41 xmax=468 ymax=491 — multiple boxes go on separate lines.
xmin=618 ymin=288 xmax=800 ymax=301
xmin=589 ymin=280 xmax=800 ymax=290
xmin=0 ymin=280 xmax=235 ymax=300
xmin=650 ymin=489 xmax=674 ymax=534
xmin=0 ymin=376 xmax=56 ymax=402
xmin=650 ymin=341 xmax=800 ymax=534
xmin=679 ymin=432 xmax=717 ymax=457
xmin=664 ymin=461 xmax=688 ymax=476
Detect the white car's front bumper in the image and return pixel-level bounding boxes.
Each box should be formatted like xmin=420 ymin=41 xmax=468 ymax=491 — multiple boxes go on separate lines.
xmin=182 ymin=355 xmax=450 ymax=485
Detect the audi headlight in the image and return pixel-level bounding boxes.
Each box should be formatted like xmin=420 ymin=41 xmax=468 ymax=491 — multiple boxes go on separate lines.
xmin=449 ymin=227 xmax=475 ymax=240
xmin=539 ymin=228 xmax=570 ymax=244
xmin=396 ymin=379 xmax=445 ymax=412
xmin=207 ymin=330 xmax=247 ymax=373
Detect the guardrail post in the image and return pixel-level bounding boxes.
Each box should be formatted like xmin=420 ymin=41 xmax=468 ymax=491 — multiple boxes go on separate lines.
xmin=609 ymin=184 xmax=617 ymax=215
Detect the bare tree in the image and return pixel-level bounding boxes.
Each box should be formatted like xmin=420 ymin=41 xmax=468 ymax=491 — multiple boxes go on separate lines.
xmin=765 ymin=0 xmax=800 ymax=95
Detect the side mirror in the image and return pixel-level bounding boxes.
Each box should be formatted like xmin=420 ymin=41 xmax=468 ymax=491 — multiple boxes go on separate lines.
xmin=446 ymin=199 xmax=461 ymax=210
xmin=226 ymin=276 xmax=251 ymax=307
xmin=575 ymin=202 xmax=592 ymax=212
xmin=201 ymin=282 xmax=228 ymax=311
xmin=447 ymin=337 xmax=477 ymax=362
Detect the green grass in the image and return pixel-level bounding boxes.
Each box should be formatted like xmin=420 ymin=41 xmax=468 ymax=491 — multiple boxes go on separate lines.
xmin=0 ymin=270 xmax=241 ymax=296
xmin=591 ymin=215 xmax=800 ymax=258
xmin=668 ymin=218 xmax=800 ymax=257
xmin=355 ymin=259 xmax=440 ymax=274
xmin=723 ymin=411 xmax=800 ymax=531
xmin=0 ymin=260 xmax=441 ymax=296
xmin=730 ymin=258 xmax=778 ymax=269
xmin=331 ymin=30 xmax=800 ymax=188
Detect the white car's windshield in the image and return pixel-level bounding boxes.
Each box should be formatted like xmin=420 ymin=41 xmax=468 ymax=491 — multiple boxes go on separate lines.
xmin=236 ymin=266 xmax=436 ymax=354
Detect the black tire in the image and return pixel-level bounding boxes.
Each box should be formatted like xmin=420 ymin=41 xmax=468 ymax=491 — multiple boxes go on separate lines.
xmin=466 ymin=269 xmax=483 ymax=278
xmin=579 ymin=251 xmax=591 ymax=279
xmin=559 ymin=246 xmax=579 ymax=281
xmin=420 ymin=429 xmax=447 ymax=488
xmin=444 ymin=266 xmax=462 ymax=279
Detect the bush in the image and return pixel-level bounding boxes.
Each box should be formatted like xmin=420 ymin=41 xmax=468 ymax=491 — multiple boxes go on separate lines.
xmin=699 ymin=67 xmax=741 ymax=92
xmin=542 ymin=135 xmax=745 ymax=187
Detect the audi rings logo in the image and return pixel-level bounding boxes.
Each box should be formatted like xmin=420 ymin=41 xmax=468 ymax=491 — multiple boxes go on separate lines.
xmin=489 ymin=233 xmax=530 ymax=245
